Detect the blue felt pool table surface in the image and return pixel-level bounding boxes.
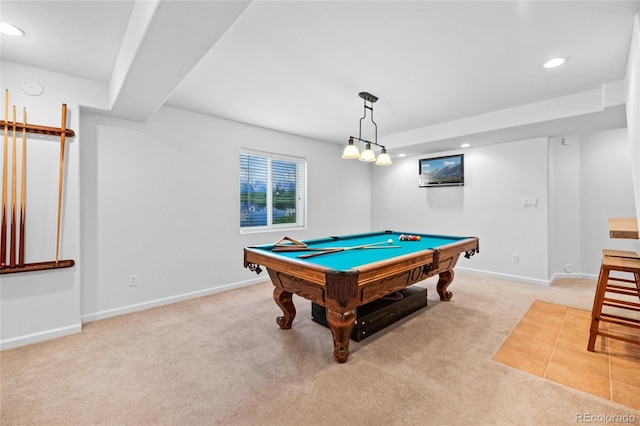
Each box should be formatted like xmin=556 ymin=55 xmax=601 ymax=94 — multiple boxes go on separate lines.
xmin=252 ymin=231 xmax=466 ymax=271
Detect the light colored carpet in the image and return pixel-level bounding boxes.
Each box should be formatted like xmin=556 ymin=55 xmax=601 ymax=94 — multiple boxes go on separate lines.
xmin=2 ymin=273 xmax=639 ymax=425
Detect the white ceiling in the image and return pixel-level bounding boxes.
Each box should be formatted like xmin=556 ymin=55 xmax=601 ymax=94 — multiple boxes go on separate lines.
xmin=1 ymin=0 xmax=639 ymax=156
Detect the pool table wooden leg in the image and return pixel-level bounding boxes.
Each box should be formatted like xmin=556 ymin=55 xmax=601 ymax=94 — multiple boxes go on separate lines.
xmin=273 ymin=287 xmax=296 ymax=329
xmin=326 ymin=309 xmax=356 ymax=363
xmin=437 ymin=269 xmax=454 ymax=301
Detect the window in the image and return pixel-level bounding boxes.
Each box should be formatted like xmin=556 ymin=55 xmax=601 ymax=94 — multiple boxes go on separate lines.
xmin=240 ymin=149 xmax=306 ymax=232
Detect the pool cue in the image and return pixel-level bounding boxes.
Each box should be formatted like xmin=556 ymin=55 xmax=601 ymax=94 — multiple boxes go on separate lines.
xmin=273 ymin=246 xmax=338 ymax=252
xmin=298 ymin=240 xmax=393 ymax=259
xmin=54 ymin=104 xmax=67 ymax=263
xmin=1 ymin=90 xmax=8 ymax=268
xmin=18 ymin=107 xmax=26 ymax=267
xmin=273 ymin=245 xmax=400 ymax=252
xmin=9 ymin=106 xmax=16 ymax=267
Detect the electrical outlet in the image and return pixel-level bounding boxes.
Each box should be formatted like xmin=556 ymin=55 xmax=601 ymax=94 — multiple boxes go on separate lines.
xmin=512 ymin=254 xmax=519 ymax=263
xmin=128 ymin=274 xmax=138 ymax=287
xmin=521 ymin=197 xmax=538 ymax=207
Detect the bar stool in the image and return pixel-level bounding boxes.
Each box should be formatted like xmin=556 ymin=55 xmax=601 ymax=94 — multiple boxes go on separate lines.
xmin=587 ymin=249 xmax=640 ymax=351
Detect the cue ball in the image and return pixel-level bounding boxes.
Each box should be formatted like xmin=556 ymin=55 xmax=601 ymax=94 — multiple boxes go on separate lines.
xmin=388 ymin=239 xmax=393 ymax=244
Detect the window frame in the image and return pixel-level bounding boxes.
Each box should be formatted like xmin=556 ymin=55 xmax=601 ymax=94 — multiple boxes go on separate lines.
xmin=240 ymin=149 xmax=307 ymax=234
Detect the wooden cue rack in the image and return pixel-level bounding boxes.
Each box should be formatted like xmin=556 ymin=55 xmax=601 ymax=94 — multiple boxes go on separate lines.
xmin=0 ymin=89 xmax=75 ymax=275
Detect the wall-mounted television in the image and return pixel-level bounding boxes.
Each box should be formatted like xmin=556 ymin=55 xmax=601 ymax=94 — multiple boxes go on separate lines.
xmin=418 ymin=154 xmax=464 ymax=187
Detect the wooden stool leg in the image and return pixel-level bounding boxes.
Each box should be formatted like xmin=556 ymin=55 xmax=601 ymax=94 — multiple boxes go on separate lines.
xmin=588 ymin=262 xmax=609 ymax=351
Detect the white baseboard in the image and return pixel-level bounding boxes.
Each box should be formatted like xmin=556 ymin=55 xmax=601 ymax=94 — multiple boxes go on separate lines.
xmin=550 ymin=272 xmax=598 ymax=283
xmin=457 ymin=267 xmax=599 ymax=286
xmin=81 ymin=277 xmax=266 ymax=323
xmin=0 ymin=323 xmax=82 ymax=351
xmin=456 ymin=266 xmax=552 ymax=286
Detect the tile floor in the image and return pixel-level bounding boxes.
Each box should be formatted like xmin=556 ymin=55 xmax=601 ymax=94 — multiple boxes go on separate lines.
xmin=494 ymin=300 xmax=640 ymax=410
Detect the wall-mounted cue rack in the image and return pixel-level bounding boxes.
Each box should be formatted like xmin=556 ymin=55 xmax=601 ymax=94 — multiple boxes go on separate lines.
xmin=0 ymin=89 xmax=75 ymax=275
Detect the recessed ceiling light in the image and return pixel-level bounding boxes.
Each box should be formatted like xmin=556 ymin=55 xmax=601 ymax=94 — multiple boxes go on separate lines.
xmin=460 ymin=143 xmax=471 ymax=148
xmin=543 ymin=57 xmax=566 ymax=69
xmin=0 ymin=22 xmax=25 ymax=37
xmin=398 ymin=153 xmax=406 ymax=158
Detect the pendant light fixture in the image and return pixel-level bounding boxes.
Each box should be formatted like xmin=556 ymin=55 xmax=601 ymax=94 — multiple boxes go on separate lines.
xmin=342 ymin=92 xmax=392 ymax=166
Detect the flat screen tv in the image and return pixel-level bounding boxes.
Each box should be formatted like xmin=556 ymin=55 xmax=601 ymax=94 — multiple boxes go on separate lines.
xmin=418 ymin=154 xmax=464 ymax=187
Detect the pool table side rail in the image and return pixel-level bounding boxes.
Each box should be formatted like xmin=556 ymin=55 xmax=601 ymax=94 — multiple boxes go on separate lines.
xmin=244 ymin=247 xmax=330 ymax=285
xmin=355 ymin=237 xmax=478 ymax=302
xmin=351 ymin=249 xmax=437 ymax=284
xmin=438 ymin=237 xmax=479 ymax=257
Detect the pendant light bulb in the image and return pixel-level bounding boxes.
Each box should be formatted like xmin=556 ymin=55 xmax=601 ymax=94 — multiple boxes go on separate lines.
xmin=375 ymin=148 xmax=392 ymax=166
xmin=342 ymin=137 xmax=361 ymax=159
xmin=359 ymin=143 xmax=377 ymax=162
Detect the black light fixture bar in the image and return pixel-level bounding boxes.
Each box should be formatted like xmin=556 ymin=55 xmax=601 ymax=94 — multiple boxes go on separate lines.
xmin=359 ymin=92 xmax=378 ymax=103
xmin=348 ymin=135 xmax=386 ymax=150
xmin=358 ymin=92 xmax=377 ymax=145
xmin=342 ymin=91 xmax=392 ymax=165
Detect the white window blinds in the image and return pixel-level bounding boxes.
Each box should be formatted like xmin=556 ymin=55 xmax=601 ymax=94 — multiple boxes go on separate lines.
xmin=240 ymin=149 xmax=306 ymax=232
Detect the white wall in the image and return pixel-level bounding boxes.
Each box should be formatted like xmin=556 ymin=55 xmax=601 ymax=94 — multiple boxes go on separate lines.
xmin=549 ymin=129 xmax=637 ymax=279
xmin=548 ymin=135 xmax=582 ymax=278
xmin=1 ymin=61 xmax=371 ymax=347
xmin=371 ymin=138 xmax=550 ymax=284
xmin=0 ymin=61 xmax=106 ymax=348
xmin=372 ymin=131 xmax=637 ymax=283
xmin=2 ymin=54 xmax=638 ymax=348
xmin=580 ymin=129 xmax=637 ymax=275
xmin=626 ymin=14 xmax=640 ymax=246
xmin=80 ymin=106 xmax=372 ymax=321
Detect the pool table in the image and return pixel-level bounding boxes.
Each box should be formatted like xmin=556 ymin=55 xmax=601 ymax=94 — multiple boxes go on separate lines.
xmin=244 ymin=230 xmax=479 ymax=363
